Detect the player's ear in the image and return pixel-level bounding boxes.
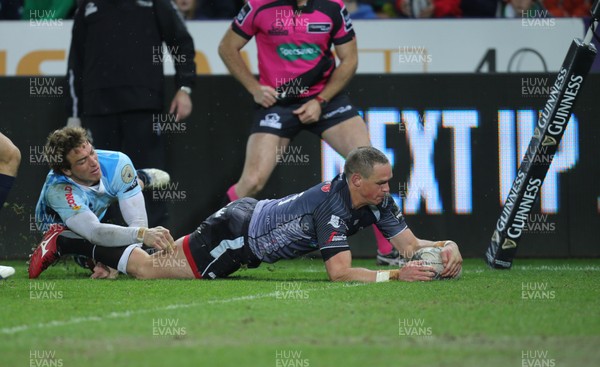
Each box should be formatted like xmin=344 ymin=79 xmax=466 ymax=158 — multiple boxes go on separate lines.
xmin=350 ymin=172 xmax=362 ymax=187
xmin=61 ymin=168 xmax=72 ymax=177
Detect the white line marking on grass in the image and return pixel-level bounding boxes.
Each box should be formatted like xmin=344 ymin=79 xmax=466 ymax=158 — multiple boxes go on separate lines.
xmin=207 ymin=292 xmax=279 ymax=304
xmin=464 ymin=269 xmax=486 ymax=274
xmin=513 ymin=265 xmax=600 ymax=271
xmin=453 ymin=265 xmax=600 ymax=274
xmin=1 ymin=283 xmax=366 ymax=335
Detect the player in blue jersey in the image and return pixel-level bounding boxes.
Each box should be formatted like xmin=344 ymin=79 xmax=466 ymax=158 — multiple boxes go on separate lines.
xmin=106 ymin=146 xmax=462 ymax=282
xmin=28 ymin=127 xmax=176 ymax=279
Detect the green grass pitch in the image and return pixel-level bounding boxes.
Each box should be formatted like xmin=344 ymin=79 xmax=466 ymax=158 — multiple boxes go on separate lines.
xmin=2 ymin=258 xmax=600 ymax=367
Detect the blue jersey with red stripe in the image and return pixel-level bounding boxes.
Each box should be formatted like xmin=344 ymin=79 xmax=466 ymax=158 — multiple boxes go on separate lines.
xmin=35 ymin=150 xmax=141 ymax=231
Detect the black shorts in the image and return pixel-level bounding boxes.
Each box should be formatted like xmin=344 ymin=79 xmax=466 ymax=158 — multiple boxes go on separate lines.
xmin=182 ymin=198 xmax=261 ymax=279
xmin=250 ymin=94 xmax=360 ymax=138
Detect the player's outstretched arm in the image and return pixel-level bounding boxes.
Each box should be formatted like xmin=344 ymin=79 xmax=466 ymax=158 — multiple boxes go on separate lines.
xmin=389 ymin=228 xmax=463 ymax=278
xmin=324 ymin=250 xmax=436 ymax=282
xmin=325 ymin=250 xmax=380 ymax=282
xmin=119 ymin=192 xmax=148 ymax=228
xmin=65 ymin=211 xmax=175 ymax=252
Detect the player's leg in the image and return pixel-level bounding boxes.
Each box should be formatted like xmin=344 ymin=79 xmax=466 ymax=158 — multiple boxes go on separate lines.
xmin=0 ymin=132 xmax=21 ymax=209
xmin=29 ymin=224 xmax=141 ymax=278
xmin=321 ymin=115 xmax=371 ymax=157
xmin=125 ymin=238 xmax=195 ymax=279
xmin=0 ymin=133 xmax=20 ymax=278
xmin=128 ymin=199 xmax=260 ymax=280
xmin=224 ymin=103 xmax=300 ymax=203
xmin=227 ymin=133 xmax=290 ymax=200
xmin=320 ymin=113 xmax=398 ymax=263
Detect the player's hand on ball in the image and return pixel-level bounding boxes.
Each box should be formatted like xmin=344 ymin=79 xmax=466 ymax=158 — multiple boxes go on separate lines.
xmin=440 ymin=241 xmax=462 ymax=278
xmin=398 ymin=260 xmax=436 ymax=282
xmin=143 ymin=226 xmax=175 ymax=254
xmin=253 ymin=85 xmax=278 ymax=108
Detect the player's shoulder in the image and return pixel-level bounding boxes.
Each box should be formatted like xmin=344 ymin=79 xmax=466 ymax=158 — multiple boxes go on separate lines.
xmin=314 ymin=0 xmax=347 ymax=14
xmin=42 ymin=171 xmax=73 ymax=192
xmin=237 ymin=0 xmax=276 ymax=19
xmin=313 ymin=178 xmax=352 ymax=230
xmin=43 ymin=175 xmax=85 ymax=205
xmin=314 ymin=0 xmax=352 ymax=29
xmin=326 ymin=174 xmax=350 ymax=195
xmin=305 ymin=175 xmax=350 ymax=210
xmin=378 ymin=194 xmax=398 ymax=210
xmin=375 ymin=194 xmax=403 ymax=218
xmin=239 ymin=0 xmax=276 ymax=17
xmin=306 ymin=175 xmax=341 ymax=197
xmin=96 ymin=149 xmax=130 ymax=165
xmin=96 ymin=150 xmax=136 ymax=183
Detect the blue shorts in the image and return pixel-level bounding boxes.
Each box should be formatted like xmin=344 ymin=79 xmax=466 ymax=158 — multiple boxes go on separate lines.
xmin=250 ymin=94 xmax=360 ymax=139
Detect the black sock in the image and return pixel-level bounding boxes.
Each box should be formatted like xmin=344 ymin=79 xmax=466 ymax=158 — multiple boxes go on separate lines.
xmin=93 ymin=245 xmax=128 ymax=270
xmin=57 ymin=234 xmax=128 ymax=270
xmin=57 ymin=235 xmax=94 ymax=258
xmin=0 ymin=173 xmax=16 ymax=212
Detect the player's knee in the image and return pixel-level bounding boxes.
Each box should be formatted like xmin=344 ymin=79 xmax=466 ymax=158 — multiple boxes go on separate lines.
xmin=133 ymin=268 xmax=152 ymax=280
xmin=0 ymin=142 xmax=21 ymax=173
xmin=125 ymin=261 xmax=142 ymax=279
xmin=125 ymin=251 xmax=154 ymax=279
xmin=127 ymin=262 xmax=152 ymax=280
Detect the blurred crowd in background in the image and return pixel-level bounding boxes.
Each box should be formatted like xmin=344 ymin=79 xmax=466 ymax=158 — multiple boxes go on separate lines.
xmin=0 ymin=0 xmax=593 ymax=21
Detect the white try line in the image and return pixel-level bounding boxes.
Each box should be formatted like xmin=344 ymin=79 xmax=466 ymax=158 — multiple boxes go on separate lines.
xmin=447 ymin=265 xmax=600 ymax=274
xmin=1 ymin=282 xmax=365 ymax=335
xmin=513 ymin=265 xmax=600 ymax=271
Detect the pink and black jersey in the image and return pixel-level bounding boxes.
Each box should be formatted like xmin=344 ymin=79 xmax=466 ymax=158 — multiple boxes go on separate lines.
xmin=232 ymin=0 xmax=355 ymax=100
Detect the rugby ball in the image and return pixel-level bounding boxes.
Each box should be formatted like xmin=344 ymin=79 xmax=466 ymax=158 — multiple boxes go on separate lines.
xmin=410 ymin=247 xmax=444 ymax=279
xmin=410 ymin=247 xmax=462 ymax=280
